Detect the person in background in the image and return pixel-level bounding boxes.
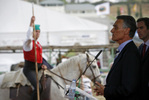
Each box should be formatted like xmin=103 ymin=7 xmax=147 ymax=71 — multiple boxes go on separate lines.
xmin=94 ymin=15 xmax=141 ymax=100
xmin=23 ymin=16 xmax=48 ymax=100
xmin=137 ymin=17 xmax=149 ymax=100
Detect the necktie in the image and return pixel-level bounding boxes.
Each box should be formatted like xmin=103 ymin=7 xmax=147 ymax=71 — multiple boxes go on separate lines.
xmin=142 ymin=44 xmax=146 ymax=57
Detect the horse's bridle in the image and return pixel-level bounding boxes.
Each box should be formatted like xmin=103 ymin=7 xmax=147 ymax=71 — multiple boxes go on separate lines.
xmin=77 ymin=53 xmax=100 ymax=84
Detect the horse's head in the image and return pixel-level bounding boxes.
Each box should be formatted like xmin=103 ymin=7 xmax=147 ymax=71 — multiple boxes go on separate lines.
xmin=78 ymin=52 xmax=101 ymax=83
xmin=52 ymin=52 xmax=101 ymax=85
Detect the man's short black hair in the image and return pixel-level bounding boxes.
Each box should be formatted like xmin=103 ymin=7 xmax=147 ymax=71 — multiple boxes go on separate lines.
xmin=137 ymin=17 xmax=149 ymax=29
xmin=117 ymin=15 xmax=136 ymax=38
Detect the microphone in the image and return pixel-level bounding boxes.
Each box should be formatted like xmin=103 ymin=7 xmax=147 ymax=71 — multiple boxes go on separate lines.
xmin=95 ymin=50 xmax=102 ymax=59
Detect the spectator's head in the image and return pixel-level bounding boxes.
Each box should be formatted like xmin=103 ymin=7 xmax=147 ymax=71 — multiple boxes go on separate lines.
xmin=137 ymin=17 xmax=149 ymax=42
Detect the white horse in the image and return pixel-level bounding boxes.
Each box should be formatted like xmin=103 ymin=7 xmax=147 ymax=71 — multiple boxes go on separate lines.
xmin=0 ymin=52 xmax=101 ymax=100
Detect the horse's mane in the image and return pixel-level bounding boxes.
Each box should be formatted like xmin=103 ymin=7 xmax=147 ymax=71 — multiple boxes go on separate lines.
xmin=51 ymin=54 xmax=85 ymax=72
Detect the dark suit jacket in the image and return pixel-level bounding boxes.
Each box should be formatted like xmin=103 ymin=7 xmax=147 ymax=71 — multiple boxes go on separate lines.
xmin=139 ymin=43 xmax=149 ymax=100
xmin=104 ymin=41 xmax=141 ymax=100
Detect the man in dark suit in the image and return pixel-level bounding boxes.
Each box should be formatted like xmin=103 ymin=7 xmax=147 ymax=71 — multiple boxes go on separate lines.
xmin=137 ymin=17 xmax=149 ymax=100
xmin=94 ymin=15 xmax=141 ymax=100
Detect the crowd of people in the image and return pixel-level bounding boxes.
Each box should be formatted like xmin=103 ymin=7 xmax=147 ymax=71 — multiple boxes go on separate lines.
xmin=23 ymin=15 xmax=149 ymax=100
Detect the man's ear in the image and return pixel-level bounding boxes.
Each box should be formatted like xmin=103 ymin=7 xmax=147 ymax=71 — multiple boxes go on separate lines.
xmin=124 ymin=28 xmax=130 ymax=35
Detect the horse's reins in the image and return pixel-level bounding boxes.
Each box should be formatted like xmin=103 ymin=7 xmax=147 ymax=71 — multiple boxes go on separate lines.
xmin=47 ymin=69 xmax=71 ymax=82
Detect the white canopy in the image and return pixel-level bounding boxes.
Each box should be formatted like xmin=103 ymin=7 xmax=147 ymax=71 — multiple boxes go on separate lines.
xmin=0 ymin=0 xmax=109 ymax=46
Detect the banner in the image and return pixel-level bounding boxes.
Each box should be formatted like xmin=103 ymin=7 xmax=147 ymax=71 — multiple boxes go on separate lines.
xmin=95 ymin=2 xmax=110 ymax=15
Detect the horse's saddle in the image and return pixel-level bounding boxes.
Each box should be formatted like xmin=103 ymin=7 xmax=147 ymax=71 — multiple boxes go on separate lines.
xmin=1 ymin=69 xmax=31 ymax=88
xmin=1 ymin=69 xmax=52 ymax=89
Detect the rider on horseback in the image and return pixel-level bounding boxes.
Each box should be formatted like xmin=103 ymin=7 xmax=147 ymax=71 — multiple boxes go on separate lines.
xmin=23 ymin=16 xmax=48 ymax=100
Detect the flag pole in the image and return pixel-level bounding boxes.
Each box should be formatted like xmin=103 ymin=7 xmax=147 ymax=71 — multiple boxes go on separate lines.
xmin=32 ymin=3 xmax=40 ymax=100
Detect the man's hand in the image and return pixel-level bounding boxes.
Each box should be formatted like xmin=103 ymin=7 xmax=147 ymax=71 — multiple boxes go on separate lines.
xmin=94 ymin=82 xmax=105 ymax=96
xmin=41 ymin=64 xmax=47 ymax=70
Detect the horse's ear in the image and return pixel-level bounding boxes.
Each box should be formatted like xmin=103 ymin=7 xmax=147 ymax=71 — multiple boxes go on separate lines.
xmin=85 ymin=52 xmax=90 ymax=59
xmin=85 ymin=51 xmax=89 ymax=54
